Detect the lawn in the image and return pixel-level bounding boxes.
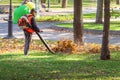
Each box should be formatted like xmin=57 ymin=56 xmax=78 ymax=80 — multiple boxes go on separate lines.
xmin=36 ymin=13 xmax=96 ymax=22
xmin=0 ymin=0 xmax=23 ymax=4
xmin=0 ymin=51 xmax=120 ymax=80
xmin=56 ymin=21 xmax=120 ymax=31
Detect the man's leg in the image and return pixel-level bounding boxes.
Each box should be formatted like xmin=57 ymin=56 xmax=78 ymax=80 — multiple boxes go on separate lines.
xmin=24 ymin=30 xmax=32 ymax=55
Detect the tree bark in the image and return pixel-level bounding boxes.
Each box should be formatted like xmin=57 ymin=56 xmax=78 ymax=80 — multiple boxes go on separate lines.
xmin=41 ymin=0 xmax=46 ymax=3
xmin=96 ymin=0 xmax=103 ymax=24
xmin=62 ymin=0 xmax=67 ymax=8
xmin=74 ymin=0 xmax=84 ymax=45
xmin=58 ymin=0 xmax=61 ymax=3
xmin=116 ymin=0 xmax=120 ymax=4
xmin=101 ymin=0 xmax=110 ymax=60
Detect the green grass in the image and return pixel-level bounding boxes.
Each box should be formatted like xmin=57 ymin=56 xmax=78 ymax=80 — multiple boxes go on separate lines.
xmin=0 ymin=51 xmax=120 ymax=80
xmin=0 ymin=0 xmax=23 ymax=4
xmin=36 ymin=15 xmax=73 ymax=22
xmin=56 ymin=21 xmax=120 ymax=31
xmin=83 ymin=13 xmax=96 ymax=19
xmin=36 ymin=13 xmax=96 ymax=22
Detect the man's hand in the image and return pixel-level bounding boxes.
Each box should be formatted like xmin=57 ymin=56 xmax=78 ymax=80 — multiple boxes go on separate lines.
xmin=39 ymin=30 xmax=43 ymax=33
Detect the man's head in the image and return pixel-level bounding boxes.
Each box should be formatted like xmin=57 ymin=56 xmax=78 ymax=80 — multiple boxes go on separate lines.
xmin=30 ymin=9 xmax=36 ymax=16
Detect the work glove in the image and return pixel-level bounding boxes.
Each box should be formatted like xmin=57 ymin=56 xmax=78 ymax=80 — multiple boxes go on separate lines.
xmin=39 ymin=30 xmax=43 ymax=33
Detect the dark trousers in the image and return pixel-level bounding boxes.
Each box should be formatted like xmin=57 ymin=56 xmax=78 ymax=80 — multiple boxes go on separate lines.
xmin=23 ymin=30 xmax=32 ymax=55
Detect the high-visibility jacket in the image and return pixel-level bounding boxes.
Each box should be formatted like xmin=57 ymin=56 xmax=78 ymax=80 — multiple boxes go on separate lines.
xmin=24 ymin=14 xmax=35 ymax=33
xmin=18 ymin=14 xmax=35 ymax=33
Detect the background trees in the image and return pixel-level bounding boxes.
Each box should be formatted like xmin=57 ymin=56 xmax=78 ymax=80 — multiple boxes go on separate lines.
xmin=62 ymin=0 xmax=67 ymax=8
xmin=96 ymin=0 xmax=103 ymax=24
xmin=116 ymin=0 xmax=120 ymax=4
xmin=73 ymin=0 xmax=111 ymax=60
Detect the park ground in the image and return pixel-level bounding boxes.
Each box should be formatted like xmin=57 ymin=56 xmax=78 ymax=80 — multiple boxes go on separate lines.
xmin=0 ymin=1 xmax=120 ymax=80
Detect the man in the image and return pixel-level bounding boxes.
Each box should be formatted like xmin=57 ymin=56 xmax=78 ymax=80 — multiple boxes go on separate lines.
xmin=23 ymin=9 xmax=42 ymax=55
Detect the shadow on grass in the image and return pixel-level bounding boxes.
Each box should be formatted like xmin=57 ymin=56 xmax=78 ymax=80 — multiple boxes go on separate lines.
xmin=0 ymin=52 xmax=120 ymax=80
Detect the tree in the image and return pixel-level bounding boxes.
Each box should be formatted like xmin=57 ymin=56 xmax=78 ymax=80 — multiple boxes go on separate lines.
xmin=96 ymin=0 xmax=103 ymax=24
xmin=41 ymin=0 xmax=46 ymax=3
xmin=62 ymin=0 xmax=67 ymax=8
xmin=116 ymin=0 xmax=120 ymax=4
xmin=73 ymin=0 xmax=84 ymax=45
xmin=101 ymin=0 xmax=110 ymax=60
xmin=58 ymin=0 xmax=61 ymax=3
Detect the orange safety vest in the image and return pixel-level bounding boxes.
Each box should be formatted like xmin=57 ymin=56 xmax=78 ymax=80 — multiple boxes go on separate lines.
xmin=24 ymin=14 xmax=35 ymax=33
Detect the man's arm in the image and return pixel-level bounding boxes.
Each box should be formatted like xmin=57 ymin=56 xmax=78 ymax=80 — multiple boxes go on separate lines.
xmin=31 ymin=17 xmax=40 ymax=32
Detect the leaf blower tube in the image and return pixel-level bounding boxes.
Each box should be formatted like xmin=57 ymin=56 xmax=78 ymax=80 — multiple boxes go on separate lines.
xmin=35 ymin=31 xmax=55 ymax=54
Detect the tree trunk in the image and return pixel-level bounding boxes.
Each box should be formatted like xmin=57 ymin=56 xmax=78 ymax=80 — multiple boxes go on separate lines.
xmin=58 ymin=0 xmax=61 ymax=3
xmin=101 ymin=0 xmax=110 ymax=60
xmin=74 ymin=0 xmax=84 ymax=45
xmin=96 ymin=0 xmax=103 ymax=24
xmin=41 ymin=0 xmax=46 ymax=3
xmin=62 ymin=0 xmax=67 ymax=8
xmin=116 ymin=0 xmax=120 ymax=4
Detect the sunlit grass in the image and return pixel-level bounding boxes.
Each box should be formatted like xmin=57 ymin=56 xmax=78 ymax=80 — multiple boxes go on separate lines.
xmin=36 ymin=15 xmax=73 ymax=22
xmin=0 ymin=0 xmax=23 ymax=4
xmin=36 ymin=13 xmax=96 ymax=22
xmin=56 ymin=21 xmax=120 ymax=30
xmin=0 ymin=51 xmax=120 ymax=80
